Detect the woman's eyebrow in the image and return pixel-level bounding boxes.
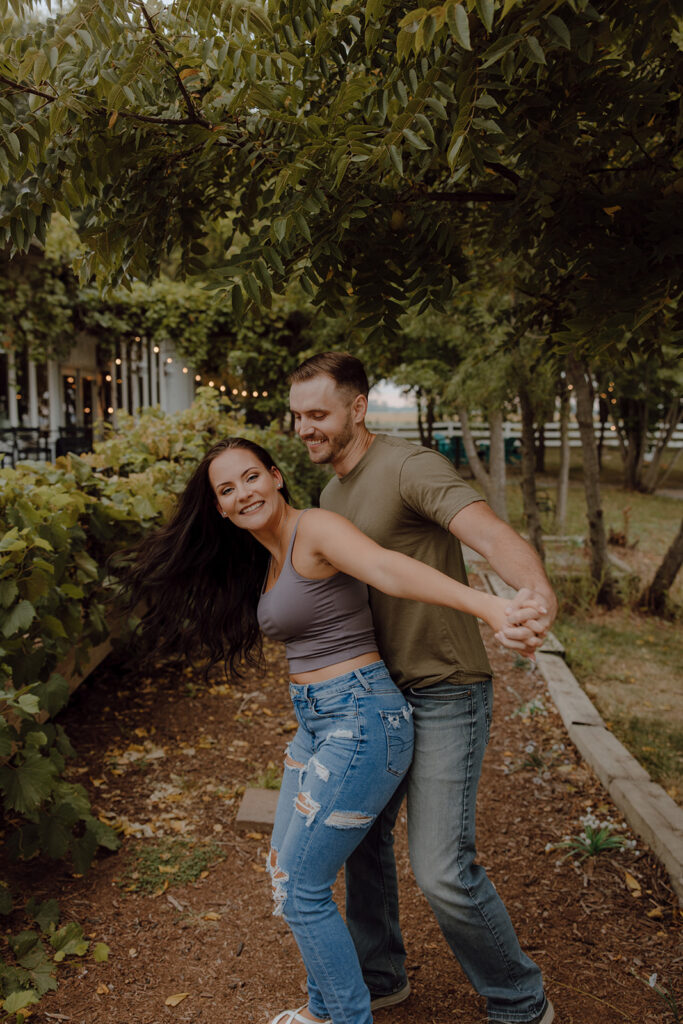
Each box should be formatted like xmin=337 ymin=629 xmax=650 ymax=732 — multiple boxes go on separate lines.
xmin=215 ymin=465 xmax=261 ymax=487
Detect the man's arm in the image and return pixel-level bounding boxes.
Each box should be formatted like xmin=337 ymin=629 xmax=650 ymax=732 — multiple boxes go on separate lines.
xmin=449 ymin=501 xmax=558 ymax=649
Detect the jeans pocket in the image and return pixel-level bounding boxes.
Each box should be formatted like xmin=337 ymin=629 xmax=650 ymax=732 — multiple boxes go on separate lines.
xmin=379 ymin=708 xmax=414 ymax=777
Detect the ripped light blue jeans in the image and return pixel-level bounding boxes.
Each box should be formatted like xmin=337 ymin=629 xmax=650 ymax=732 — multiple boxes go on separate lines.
xmin=268 ymin=661 xmax=414 ymax=1024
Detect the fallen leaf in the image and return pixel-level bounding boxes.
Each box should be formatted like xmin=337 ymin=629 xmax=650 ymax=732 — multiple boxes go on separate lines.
xmin=165 ymin=993 xmax=190 ymax=1006
xmin=203 ymin=912 xmax=221 ymax=921
xmin=624 ymin=870 xmax=642 ymax=897
xmin=129 ymin=948 xmax=138 ymax=958
xmin=97 ymin=983 xmax=109 ymax=995
xmin=245 ymin=832 xmax=263 ymax=840
xmin=158 ymin=865 xmax=179 ymax=874
xmin=646 ymin=907 xmax=663 ymax=919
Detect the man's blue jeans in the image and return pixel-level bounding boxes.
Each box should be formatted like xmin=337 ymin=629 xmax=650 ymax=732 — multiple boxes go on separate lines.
xmin=269 ymin=661 xmax=414 ymax=1024
xmin=344 ymin=678 xmax=547 ymax=1023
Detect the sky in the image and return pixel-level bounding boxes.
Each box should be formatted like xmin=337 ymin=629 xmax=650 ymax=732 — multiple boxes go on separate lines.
xmin=368 ymin=380 xmax=416 ymax=411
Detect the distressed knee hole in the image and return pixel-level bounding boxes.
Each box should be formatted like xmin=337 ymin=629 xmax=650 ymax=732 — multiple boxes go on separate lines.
xmin=294 ymin=790 xmax=321 ymax=826
xmin=284 ymin=752 xmax=304 ymax=771
xmin=324 ymin=810 xmax=376 ymax=829
xmin=268 ymin=847 xmax=289 ymax=917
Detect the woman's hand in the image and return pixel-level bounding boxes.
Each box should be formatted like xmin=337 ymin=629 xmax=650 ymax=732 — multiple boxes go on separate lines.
xmin=483 ymin=594 xmax=548 ymax=659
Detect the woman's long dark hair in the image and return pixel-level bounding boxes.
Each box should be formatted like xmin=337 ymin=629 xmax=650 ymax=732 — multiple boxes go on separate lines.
xmin=120 ymin=437 xmax=291 ymax=677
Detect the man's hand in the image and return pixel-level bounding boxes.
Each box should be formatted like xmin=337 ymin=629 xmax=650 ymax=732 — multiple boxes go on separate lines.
xmin=493 ymin=587 xmax=557 ymax=660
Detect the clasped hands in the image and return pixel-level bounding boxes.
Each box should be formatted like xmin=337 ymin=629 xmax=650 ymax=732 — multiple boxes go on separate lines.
xmin=492 ymin=587 xmax=556 ymax=661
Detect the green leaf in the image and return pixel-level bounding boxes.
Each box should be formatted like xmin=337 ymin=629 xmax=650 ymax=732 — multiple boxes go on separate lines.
xmin=0 ymin=579 xmax=19 ymax=607
xmin=93 ymin=942 xmax=110 ymax=962
xmin=547 ymin=14 xmax=571 ymax=49
xmin=2 ymin=989 xmax=40 ymax=1013
xmin=475 ymin=0 xmax=494 ymax=32
xmin=29 ymin=898 xmax=60 ymax=933
xmin=446 ymin=3 xmax=471 ymax=50
xmin=0 ymin=750 xmax=59 ymax=815
xmin=17 ymin=694 xmax=40 ymax=716
xmin=402 ymin=127 xmax=429 ymax=150
xmin=50 ymin=921 xmax=89 ymax=958
xmin=524 ymin=36 xmax=546 ymax=64
xmin=2 ymin=600 xmax=36 ymax=638
xmin=388 ymin=144 xmax=403 ymax=175
xmin=34 ymin=674 xmax=70 ymax=718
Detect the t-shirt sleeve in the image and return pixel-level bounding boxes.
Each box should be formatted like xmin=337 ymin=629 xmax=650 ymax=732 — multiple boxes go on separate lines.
xmin=399 ymin=449 xmax=486 ymax=530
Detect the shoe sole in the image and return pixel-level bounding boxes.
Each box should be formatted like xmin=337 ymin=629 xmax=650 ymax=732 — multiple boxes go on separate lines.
xmin=370 ymin=980 xmax=411 ymax=1011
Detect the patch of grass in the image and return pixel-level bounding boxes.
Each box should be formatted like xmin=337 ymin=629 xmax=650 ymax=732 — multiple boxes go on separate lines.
xmin=554 ymin=609 xmax=683 ymax=799
xmin=610 ymin=716 xmax=683 ymax=794
xmin=252 ymin=761 xmax=282 ymax=790
xmin=117 ymin=839 xmax=225 ymax=895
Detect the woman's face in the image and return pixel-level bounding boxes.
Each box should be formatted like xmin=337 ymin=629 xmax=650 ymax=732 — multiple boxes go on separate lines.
xmin=208 ymin=447 xmax=283 ymax=530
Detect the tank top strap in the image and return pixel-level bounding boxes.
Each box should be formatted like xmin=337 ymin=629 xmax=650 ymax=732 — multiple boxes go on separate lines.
xmin=284 ymin=509 xmax=309 ymax=570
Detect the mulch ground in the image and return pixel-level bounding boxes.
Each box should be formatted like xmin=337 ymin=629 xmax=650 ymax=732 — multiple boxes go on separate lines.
xmin=3 ymin=578 xmax=682 ymax=1024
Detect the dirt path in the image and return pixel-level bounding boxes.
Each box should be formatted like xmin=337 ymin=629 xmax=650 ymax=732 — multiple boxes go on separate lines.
xmin=7 ymin=596 xmax=681 ymax=1024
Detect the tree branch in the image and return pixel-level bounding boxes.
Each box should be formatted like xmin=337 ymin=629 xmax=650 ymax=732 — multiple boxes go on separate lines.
xmin=132 ymin=0 xmax=212 ymax=128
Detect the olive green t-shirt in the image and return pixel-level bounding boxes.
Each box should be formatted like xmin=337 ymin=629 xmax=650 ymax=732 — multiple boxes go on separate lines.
xmin=320 ymin=433 xmax=492 ymax=690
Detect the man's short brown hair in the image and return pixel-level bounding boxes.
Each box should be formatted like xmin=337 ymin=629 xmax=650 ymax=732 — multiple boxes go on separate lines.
xmin=289 ymin=352 xmax=369 ymax=398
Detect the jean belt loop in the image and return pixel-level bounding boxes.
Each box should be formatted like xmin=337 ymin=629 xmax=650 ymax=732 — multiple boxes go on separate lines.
xmin=353 ymin=668 xmax=371 ymax=691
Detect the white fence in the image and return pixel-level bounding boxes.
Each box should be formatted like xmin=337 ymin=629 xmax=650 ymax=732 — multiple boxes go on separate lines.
xmin=376 ymin=420 xmax=683 ymax=451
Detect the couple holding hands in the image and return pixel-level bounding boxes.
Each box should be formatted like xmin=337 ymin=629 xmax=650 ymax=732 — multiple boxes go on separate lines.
xmin=126 ymin=353 xmax=556 ymax=1024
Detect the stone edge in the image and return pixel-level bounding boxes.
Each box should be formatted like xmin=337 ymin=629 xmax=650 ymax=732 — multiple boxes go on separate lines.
xmin=482 ymin=570 xmax=683 ymax=906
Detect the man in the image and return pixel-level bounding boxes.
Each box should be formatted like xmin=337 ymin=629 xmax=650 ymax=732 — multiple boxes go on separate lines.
xmin=289 ymin=352 xmax=557 ymax=1024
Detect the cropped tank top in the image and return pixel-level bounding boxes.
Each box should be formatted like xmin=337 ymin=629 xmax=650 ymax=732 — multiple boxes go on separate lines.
xmin=256 ymin=511 xmax=378 ymax=673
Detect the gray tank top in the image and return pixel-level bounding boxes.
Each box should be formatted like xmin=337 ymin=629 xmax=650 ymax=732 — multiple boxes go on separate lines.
xmin=257 ymin=511 xmax=378 ymax=673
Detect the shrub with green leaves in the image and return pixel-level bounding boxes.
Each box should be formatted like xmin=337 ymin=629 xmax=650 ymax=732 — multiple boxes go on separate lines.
xmin=0 ymin=390 xmax=327 ymax=874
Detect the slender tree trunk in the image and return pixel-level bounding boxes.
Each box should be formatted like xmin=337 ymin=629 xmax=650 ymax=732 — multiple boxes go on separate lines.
xmin=426 ymin=395 xmax=435 ymax=448
xmin=535 ymin=422 xmax=546 ymax=473
xmin=554 ymin=385 xmax=570 ymax=534
xmin=416 ymin=390 xmax=427 ymax=447
xmin=597 ymin=395 xmax=609 ymax=470
xmin=568 ymin=355 xmax=620 ymax=606
xmin=488 ymin=408 xmax=508 ymax=522
xmin=457 ymin=406 xmax=491 ymax=495
xmin=518 ymin=384 xmax=544 ymax=561
xmin=642 ymin=515 xmax=683 ymax=614
xmin=642 ymin=398 xmax=682 ymax=493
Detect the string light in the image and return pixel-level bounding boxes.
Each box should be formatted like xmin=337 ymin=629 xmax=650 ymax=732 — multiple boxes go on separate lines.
xmin=195 ymin=374 xmax=201 ymax=382
xmin=262 ymin=391 xmax=268 ymax=397
xmin=241 ymin=390 xmax=247 ymax=397
xmin=153 ymin=346 xmax=160 ymax=354
xmin=105 ymin=374 xmax=112 ymax=382
xmin=232 ymin=388 xmax=238 ymax=395
xmin=107 ymin=406 xmax=114 ymax=414
xmin=182 ymin=367 xmax=189 ymax=374
xmin=84 ymin=407 xmax=91 ymax=414
xmin=115 ymin=358 xmax=122 ymax=365
xmin=167 ymin=357 xmax=173 ymax=364
xmin=219 ymin=385 xmax=226 ymax=392
xmin=67 ymin=376 xmax=75 ymax=384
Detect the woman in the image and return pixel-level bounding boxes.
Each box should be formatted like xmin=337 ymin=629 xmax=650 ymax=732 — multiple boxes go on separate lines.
xmin=123 ymin=437 xmax=544 ymax=1024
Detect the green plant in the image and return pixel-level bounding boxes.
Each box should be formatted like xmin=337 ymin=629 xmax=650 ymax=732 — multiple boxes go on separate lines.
xmin=512 ymin=697 xmax=547 ymax=719
xmin=640 ymin=972 xmax=681 ymax=1024
xmin=0 ymin=894 xmax=107 ymax=1018
xmin=117 ymin=839 xmax=226 ymax=895
xmin=554 ymin=824 xmax=628 ymax=863
xmin=253 ymin=762 xmax=282 ymax=791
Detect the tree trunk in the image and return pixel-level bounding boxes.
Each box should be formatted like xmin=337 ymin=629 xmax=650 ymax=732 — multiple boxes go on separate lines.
xmin=518 ymin=385 xmax=545 ymax=561
xmin=641 ymin=398 xmax=682 ymax=493
xmin=457 ymin=406 xmax=492 ymax=495
xmin=416 ymin=390 xmax=427 ymax=447
xmin=642 ymin=515 xmax=683 ymax=614
xmin=487 ymin=407 xmax=508 ymax=522
xmin=554 ymin=385 xmax=570 ymax=535
xmin=597 ymin=394 xmax=609 ymax=470
xmin=535 ymin=422 xmax=546 ymax=473
xmin=425 ymin=395 xmax=435 ymax=448
xmin=568 ymin=355 xmax=620 ymax=606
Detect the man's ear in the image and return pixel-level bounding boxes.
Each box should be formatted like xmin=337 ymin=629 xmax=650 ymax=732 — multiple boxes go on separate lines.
xmin=352 ymin=394 xmax=368 ymax=423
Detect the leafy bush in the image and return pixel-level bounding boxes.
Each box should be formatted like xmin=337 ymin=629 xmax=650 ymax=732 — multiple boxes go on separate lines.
xmin=0 ymin=390 xmax=326 ymax=871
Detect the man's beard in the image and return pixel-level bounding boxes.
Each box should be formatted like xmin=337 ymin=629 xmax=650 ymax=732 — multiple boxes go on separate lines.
xmin=308 ymin=415 xmax=354 ymax=463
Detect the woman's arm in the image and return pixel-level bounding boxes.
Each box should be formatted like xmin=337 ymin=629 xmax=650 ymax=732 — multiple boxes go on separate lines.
xmin=301 ymin=509 xmax=543 ymax=635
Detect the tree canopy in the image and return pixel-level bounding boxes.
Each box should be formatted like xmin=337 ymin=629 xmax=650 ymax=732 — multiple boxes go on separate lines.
xmin=0 ymin=0 xmax=681 ymax=357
